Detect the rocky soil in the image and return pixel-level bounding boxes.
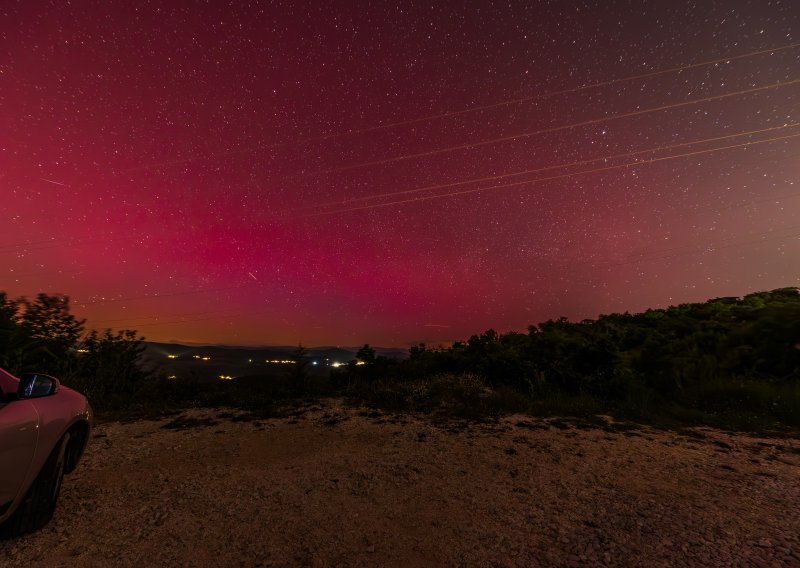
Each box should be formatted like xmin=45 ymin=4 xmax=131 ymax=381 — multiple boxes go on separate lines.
xmin=2 ymin=402 xmax=799 ymax=567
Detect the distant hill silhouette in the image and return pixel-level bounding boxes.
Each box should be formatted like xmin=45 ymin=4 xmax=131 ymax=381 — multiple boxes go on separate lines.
xmin=140 ymin=341 xmax=408 ymax=381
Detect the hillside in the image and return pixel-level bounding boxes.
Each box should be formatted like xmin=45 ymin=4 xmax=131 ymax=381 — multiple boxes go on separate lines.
xmin=140 ymin=342 xmax=408 ymax=382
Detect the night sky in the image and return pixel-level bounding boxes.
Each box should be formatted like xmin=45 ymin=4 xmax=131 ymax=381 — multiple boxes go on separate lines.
xmin=1 ymin=1 xmax=798 ymax=346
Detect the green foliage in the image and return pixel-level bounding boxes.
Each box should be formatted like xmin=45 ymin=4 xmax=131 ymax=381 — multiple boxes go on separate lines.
xmin=0 ymin=292 xmax=36 ymax=373
xmin=0 ymin=292 xmax=86 ymax=375
xmin=2 ymin=288 xmax=798 ymax=430
xmin=0 ymin=292 xmax=152 ymax=411
xmin=359 ymin=287 xmax=800 ymax=428
xmin=68 ymin=329 xmax=151 ymax=409
xmin=343 ymin=373 xmax=496 ymax=418
xmin=19 ymin=294 xmax=84 ymax=350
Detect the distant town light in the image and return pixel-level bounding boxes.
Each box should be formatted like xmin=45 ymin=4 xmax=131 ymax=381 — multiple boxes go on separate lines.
xmin=331 ymin=362 xmax=342 ymax=368
xmin=167 ymin=354 xmax=178 ymax=359
xmin=76 ymin=348 xmax=90 ymax=353
xmin=219 ymin=375 xmax=233 ymax=380
xmin=167 ymin=375 xmax=177 ymax=380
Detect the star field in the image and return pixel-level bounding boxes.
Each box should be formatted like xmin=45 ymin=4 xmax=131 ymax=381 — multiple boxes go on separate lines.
xmin=1 ymin=1 xmax=798 ymax=346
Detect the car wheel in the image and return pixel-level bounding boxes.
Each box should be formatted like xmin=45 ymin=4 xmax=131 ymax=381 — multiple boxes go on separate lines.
xmin=0 ymin=432 xmax=71 ymax=539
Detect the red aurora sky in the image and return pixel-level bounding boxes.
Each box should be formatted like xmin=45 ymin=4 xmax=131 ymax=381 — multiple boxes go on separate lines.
xmin=1 ymin=1 xmax=799 ymax=346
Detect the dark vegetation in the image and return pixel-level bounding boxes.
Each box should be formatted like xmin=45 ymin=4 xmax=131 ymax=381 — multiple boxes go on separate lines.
xmin=0 ymin=292 xmax=149 ymax=410
xmin=1 ymin=289 xmax=798 ymax=432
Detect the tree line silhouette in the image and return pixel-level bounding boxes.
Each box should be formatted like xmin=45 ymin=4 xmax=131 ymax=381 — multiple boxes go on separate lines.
xmin=0 ymin=292 xmax=148 ymax=408
xmin=1 ymin=288 xmax=798 ymax=429
xmin=327 ymin=288 xmax=800 ymax=428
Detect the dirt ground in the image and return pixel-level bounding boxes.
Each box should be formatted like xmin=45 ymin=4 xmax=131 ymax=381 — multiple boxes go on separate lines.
xmin=2 ymin=401 xmax=799 ymax=567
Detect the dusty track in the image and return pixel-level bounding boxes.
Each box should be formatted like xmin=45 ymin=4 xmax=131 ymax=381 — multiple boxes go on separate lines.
xmin=2 ymin=402 xmax=799 ymax=567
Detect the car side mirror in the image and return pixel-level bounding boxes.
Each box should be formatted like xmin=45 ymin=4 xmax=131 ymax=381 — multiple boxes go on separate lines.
xmin=18 ymin=373 xmax=60 ymax=399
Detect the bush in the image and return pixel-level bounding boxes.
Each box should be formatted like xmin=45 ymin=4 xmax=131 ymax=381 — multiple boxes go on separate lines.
xmin=3 ymin=287 xmax=799 ymax=432
xmin=65 ymin=330 xmax=152 ymax=410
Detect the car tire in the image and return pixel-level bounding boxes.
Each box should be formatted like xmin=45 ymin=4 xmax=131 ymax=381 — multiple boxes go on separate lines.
xmin=0 ymin=432 xmax=70 ymax=539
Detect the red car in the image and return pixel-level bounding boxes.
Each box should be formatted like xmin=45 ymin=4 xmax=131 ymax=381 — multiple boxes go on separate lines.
xmin=0 ymin=368 xmax=92 ymax=537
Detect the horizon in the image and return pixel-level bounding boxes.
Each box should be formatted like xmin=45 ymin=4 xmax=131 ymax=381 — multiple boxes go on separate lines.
xmin=101 ymin=284 xmax=800 ymax=348
xmin=6 ymin=285 xmax=798 ymax=349
xmin=143 ymin=339 xmax=415 ymax=351
xmin=2 ymin=2 xmax=798 ymax=346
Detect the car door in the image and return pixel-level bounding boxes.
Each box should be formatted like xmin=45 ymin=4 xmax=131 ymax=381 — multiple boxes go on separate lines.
xmin=0 ymin=399 xmax=39 ymax=515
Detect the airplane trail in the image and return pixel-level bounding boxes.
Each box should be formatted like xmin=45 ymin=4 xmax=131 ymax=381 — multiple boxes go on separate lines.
xmin=298 ymin=132 xmax=800 ymax=217
xmin=39 ymin=178 xmax=69 ymax=187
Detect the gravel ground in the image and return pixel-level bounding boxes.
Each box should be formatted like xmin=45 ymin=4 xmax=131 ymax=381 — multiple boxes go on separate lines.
xmin=2 ymin=401 xmax=799 ymax=567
